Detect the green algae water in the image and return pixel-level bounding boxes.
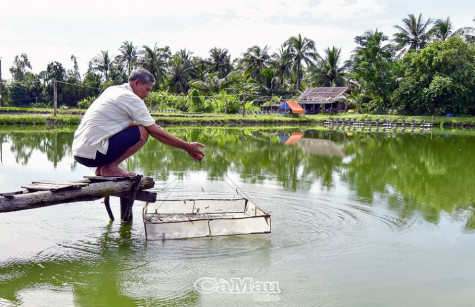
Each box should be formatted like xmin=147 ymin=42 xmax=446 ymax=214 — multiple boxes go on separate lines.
xmin=0 ymin=127 xmax=474 ymax=306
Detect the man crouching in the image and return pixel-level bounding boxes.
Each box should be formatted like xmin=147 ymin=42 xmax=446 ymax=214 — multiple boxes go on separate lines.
xmin=73 ymin=68 xmax=205 ymax=177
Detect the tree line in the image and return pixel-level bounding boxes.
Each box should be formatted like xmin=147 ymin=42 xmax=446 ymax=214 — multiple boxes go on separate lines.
xmin=1 ymin=14 xmax=474 ymax=115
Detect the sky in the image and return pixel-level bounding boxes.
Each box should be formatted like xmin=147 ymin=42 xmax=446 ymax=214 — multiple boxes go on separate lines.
xmin=1 ymin=0 xmax=474 ymax=80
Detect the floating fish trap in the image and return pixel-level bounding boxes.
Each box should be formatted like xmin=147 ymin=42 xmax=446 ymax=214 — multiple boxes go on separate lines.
xmin=143 ymin=198 xmax=271 ymax=240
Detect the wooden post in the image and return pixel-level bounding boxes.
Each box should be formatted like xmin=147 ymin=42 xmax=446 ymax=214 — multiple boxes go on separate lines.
xmin=53 ymin=79 xmax=57 ymax=117
xmin=104 ymin=196 xmax=115 ymax=221
xmin=242 ymin=93 xmax=246 ymax=118
xmin=120 ymin=197 xmax=131 ymax=222
xmin=120 ymin=175 xmax=142 ymax=222
xmin=224 ymin=95 xmax=227 ymax=114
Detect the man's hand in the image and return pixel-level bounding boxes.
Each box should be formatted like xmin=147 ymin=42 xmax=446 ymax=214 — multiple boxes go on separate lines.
xmin=186 ymin=142 xmax=206 ymax=162
xmin=145 ymin=124 xmax=206 ymax=162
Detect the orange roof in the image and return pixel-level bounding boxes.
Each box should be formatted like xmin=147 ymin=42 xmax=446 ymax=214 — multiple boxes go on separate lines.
xmin=286 ymin=101 xmax=305 ymax=114
xmin=285 ymin=132 xmax=304 ymax=145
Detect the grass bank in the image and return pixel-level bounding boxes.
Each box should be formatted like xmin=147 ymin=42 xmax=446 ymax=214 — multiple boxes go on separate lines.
xmin=0 ymin=107 xmax=473 ymax=128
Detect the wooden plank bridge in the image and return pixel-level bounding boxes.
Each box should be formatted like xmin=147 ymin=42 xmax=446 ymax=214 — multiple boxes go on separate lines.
xmin=0 ymin=175 xmax=157 ymax=222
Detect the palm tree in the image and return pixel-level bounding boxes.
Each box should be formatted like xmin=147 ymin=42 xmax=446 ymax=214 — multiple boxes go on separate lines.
xmin=167 ymin=49 xmax=196 ymax=94
xmin=206 ymin=48 xmax=232 ymax=78
xmin=92 ymin=50 xmax=113 ymax=81
xmin=240 ymin=45 xmax=271 ymax=81
xmin=394 ymin=13 xmax=433 ymax=53
xmin=139 ymin=44 xmax=171 ymax=87
xmin=308 ymin=46 xmax=347 ymax=87
xmin=116 ymin=41 xmax=138 ymax=75
xmin=191 ymin=73 xmax=235 ymax=95
xmin=191 ymin=56 xmax=209 ymax=81
xmin=347 ymin=88 xmax=365 ymax=113
xmin=284 ymin=34 xmax=318 ymax=91
xmin=270 ymin=45 xmax=292 ymax=85
xmin=429 ymin=17 xmax=453 ymax=41
xmin=256 ymin=68 xmax=289 ymax=100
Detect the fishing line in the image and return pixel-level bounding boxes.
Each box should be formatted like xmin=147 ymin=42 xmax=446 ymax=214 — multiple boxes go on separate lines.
xmin=200 ymin=159 xmax=260 ymax=207
xmin=153 ymin=160 xmax=196 ymax=211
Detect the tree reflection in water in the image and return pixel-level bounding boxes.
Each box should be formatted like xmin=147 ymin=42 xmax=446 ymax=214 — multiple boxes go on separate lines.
xmin=1 ymin=127 xmax=474 ymax=229
xmin=0 ymin=222 xmax=200 ymax=306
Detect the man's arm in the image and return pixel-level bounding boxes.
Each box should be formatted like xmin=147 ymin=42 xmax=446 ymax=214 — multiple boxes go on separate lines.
xmin=144 ymin=124 xmax=205 ymax=162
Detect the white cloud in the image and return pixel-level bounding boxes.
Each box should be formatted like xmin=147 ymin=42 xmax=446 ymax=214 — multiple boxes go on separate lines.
xmin=1 ymin=0 xmax=473 ymax=80
xmin=310 ymin=0 xmax=386 ymax=20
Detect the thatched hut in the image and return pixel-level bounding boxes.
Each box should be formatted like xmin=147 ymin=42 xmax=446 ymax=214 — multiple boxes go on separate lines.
xmin=298 ymin=87 xmax=350 ymax=114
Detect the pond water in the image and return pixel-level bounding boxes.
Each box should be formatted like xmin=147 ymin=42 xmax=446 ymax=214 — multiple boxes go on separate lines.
xmin=0 ymin=127 xmax=474 ymax=306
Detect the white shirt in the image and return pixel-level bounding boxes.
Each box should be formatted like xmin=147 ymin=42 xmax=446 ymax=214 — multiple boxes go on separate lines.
xmin=72 ymin=83 xmax=155 ymax=159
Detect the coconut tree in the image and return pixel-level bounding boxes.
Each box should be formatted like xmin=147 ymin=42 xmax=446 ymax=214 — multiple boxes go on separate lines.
xmin=428 ymin=17 xmax=453 ymax=41
xmin=167 ymin=49 xmax=196 ymax=94
xmin=206 ymin=48 xmax=232 ymax=78
xmin=116 ymin=41 xmax=138 ymax=75
xmin=191 ymin=56 xmax=209 ymax=81
xmin=270 ymin=45 xmax=292 ymax=85
xmin=256 ymin=68 xmax=290 ymax=100
xmin=92 ymin=50 xmax=113 ymax=81
xmin=394 ymin=13 xmax=433 ymax=53
xmin=284 ymin=34 xmax=318 ymax=91
xmin=191 ymin=73 xmax=235 ymax=95
xmin=308 ymin=46 xmax=347 ymax=87
xmin=139 ymin=44 xmax=171 ymax=88
xmin=240 ymin=45 xmax=271 ymax=81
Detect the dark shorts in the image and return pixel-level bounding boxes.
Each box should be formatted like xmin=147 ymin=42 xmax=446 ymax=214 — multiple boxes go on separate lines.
xmin=74 ymin=125 xmax=140 ymax=167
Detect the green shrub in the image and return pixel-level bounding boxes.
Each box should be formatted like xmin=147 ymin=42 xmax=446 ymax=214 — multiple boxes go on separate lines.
xmin=215 ymin=91 xmax=241 ymax=114
xmin=202 ymin=99 xmax=216 ymax=113
xmin=77 ymin=96 xmax=96 ymax=109
xmin=189 ymin=89 xmax=203 ymax=112
xmin=145 ymin=91 xmax=168 ymax=110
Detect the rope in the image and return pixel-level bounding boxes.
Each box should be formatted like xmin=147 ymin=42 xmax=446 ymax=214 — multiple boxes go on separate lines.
xmin=55 ymin=80 xmax=100 ymax=90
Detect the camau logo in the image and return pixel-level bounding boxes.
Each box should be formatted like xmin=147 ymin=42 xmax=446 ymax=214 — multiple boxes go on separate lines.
xmin=194 ymin=277 xmax=281 ymax=294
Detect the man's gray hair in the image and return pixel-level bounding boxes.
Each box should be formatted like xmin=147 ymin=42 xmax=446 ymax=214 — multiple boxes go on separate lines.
xmin=128 ymin=68 xmax=156 ymax=84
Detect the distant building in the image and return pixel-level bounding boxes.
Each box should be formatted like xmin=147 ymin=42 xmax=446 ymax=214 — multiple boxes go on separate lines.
xmin=278 ymin=100 xmax=305 ymax=114
xmin=298 ymin=87 xmax=350 ymax=114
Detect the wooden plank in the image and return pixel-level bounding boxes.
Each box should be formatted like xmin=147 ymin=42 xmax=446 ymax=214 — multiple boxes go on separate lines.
xmin=0 ymin=190 xmax=28 ymax=198
xmin=0 ymin=176 xmax=155 ymax=213
xmin=31 ymin=180 xmax=89 ymax=187
xmin=21 ymin=183 xmax=84 ymax=192
xmin=84 ymin=176 xmax=136 ymax=182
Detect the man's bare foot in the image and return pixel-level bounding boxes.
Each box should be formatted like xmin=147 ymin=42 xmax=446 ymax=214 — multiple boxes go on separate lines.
xmin=100 ymin=165 xmax=136 ymax=177
xmin=95 ymin=166 xmax=103 ymax=176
